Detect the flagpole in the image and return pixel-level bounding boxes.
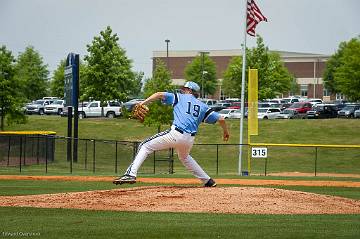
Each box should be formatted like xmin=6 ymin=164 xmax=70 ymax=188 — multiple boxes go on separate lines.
xmin=239 ymin=0 xmax=248 ymax=175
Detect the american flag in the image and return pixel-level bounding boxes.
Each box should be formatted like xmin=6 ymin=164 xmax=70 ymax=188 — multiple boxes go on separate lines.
xmin=246 ymin=0 xmax=267 ymax=36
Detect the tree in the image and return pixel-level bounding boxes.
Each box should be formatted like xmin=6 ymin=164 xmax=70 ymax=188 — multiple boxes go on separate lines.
xmin=184 ymin=54 xmax=217 ymax=98
xmin=50 ymin=60 xmax=66 ymax=98
xmin=83 ymin=26 xmax=134 ymax=104
xmin=222 ymin=35 xmax=293 ymax=100
xmin=128 ymin=71 xmax=143 ymax=98
xmin=222 ymin=56 xmax=243 ymax=98
xmin=323 ymin=37 xmax=360 ymax=101
xmin=142 ymin=59 xmax=174 ymax=128
xmin=0 ymin=46 xmax=26 ymax=131
xmin=15 ymin=46 xmax=49 ymax=101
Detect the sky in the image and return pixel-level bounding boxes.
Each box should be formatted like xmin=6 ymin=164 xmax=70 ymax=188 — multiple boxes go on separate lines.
xmin=1 ymin=0 xmax=359 ymax=78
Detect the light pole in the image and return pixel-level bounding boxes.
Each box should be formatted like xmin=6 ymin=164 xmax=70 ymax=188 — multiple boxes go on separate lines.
xmin=165 ymin=39 xmax=170 ymax=69
xmin=199 ymin=51 xmax=209 ymax=98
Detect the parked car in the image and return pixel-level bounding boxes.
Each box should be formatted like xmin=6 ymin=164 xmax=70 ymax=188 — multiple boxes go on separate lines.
xmin=25 ymin=99 xmax=55 ymax=115
xmin=123 ymin=99 xmax=144 ymax=111
xmin=61 ymin=101 xmax=89 ymax=117
xmin=334 ymin=103 xmax=347 ymax=111
xmin=281 ymin=97 xmax=300 ymax=104
xmin=42 ymin=96 xmax=59 ymax=100
xmin=78 ymin=101 xmax=122 ymax=119
xmin=337 ymin=105 xmax=360 ymax=118
xmin=276 ymin=109 xmax=305 ymax=119
xmin=354 ymin=109 xmax=360 ymax=118
xmin=224 ymin=98 xmax=240 ymax=103
xmin=306 ymin=104 xmax=338 ymax=119
xmin=307 ymin=98 xmax=323 ymax=106
xmin=228 ymin=109 xmax=242 ymax=119
xmin=268 ymin=99 xmax=285 ymax=104
xmin=257 ymin=108 xmax=281 ymax=119
xmin=258 ymin=102 xmax=273 ymax=108
xmin=287 ymin=102 xmax=313 ymax=113
xmin=269 ymin=103 xmax=283 ymax=109
xmin=210 ymin=103 xmax=229 ymax=112
xmin=228 ymin=101 xmax=241 ymax=109
xmin=200 ymin=99 xmax=218 ymax=106
xmin=218 ymin=109 xmax=237 ymax=119
xmin=44 ymin=99 xmax=65 ymax=115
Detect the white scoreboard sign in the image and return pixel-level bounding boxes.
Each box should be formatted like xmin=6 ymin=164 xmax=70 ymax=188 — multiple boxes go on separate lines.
xmin=251 ymin=147 xmax=268 ymax=158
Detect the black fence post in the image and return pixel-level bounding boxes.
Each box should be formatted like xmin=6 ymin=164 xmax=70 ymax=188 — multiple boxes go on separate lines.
xmin=216 ymin=144 xmax=219 ymax=175
xmin=115 ymin=141 xmax=118 ymax=174
xmin=45 ymin=136 xmax=48 ymax=174
xmin=29 ymin=135 xmax=34 ymax=158
xmin=264 ymin=157 xmax=268 ymax=176
xmin=51 ymin=135 xmax=55 ymax=162
xmin=19 ymin=136 xmax=22 ymax=173
xmin=92 ymin=140 xmax=96 ymax=173
xmin=314 ymin=147 xmax=318 ymax=177
xmin=23 ymin=135 xmax=27 ymax=166
xmin=7 ymin=136 xmax=11 ymax=166
xmin=69 ymin=137 xmax=73 ymax=174
xmin=84 ymin=139 xmax=88 ymax=170
xmin=133 ymin=142 xmax=138 ymax=159
xmin=153 ymin=151 xmax=156 ymax=174
xmin=169 ymin=148 xmax=174 ymax=174
xmin=67 ymin=107 xmax=72 ymax=162
xmin=36 ymin=135 xmax=40 ymax=164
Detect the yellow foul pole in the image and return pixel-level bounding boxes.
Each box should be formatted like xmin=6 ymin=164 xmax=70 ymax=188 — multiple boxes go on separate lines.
xmin=247 ymin=69 xmax=258 ymax=174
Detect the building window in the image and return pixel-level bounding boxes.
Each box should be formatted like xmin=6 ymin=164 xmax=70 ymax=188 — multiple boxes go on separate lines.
xmin=300 ymin=84 xmax=308 ymax=97
xmin=336 ymin=93 xmax=345 ymax=100
xmin=323 ymin=88 xmax=331 ymax=97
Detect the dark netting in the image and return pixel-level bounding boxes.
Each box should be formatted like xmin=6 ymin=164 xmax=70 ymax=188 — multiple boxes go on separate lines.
xmin=0 ymin=134 xmax=55 ymax=167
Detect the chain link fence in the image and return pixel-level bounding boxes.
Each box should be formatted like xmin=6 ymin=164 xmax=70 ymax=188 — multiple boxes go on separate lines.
xmin=0 ymin=134 xmax=359 ymax=177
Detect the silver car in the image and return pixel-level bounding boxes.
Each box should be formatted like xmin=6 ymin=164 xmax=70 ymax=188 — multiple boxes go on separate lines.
xmin=25 ymin=99 xmax=53 ymax=115
xmin=257 ymin=108 xmax=281 ymax=119
xmin=337 ymin=105 xmax=360 ymax=118
xmin=354 ymin=109 xmax=360 ymax=118
xmin=276 ymin=109 xmax=303 ymax=119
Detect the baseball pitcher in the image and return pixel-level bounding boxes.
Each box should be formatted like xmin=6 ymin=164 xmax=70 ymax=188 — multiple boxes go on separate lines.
xmin=113 ymin=81 xmax=230 ymax=187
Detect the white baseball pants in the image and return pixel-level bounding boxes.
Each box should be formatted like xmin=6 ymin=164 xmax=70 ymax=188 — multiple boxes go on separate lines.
xmin=124 ymin=126 xmax=211 ymax=183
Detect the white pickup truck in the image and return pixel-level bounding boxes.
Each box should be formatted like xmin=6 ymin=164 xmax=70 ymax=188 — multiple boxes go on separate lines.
xmin=78 ymin=101 xmax=121 ymax=119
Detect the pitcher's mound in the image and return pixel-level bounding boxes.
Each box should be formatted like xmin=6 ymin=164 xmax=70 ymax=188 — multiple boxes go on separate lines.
xmin=1 ymin=186 xmax=359 ymax=214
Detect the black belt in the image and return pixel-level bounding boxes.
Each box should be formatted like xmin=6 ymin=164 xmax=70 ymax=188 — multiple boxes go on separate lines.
xmin=175 ymin=127 xmax=196 ymax=136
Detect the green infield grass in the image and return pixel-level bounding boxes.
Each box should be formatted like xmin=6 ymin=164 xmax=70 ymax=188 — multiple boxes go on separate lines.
xmin=0 ymin=207 xmax=359 ymax=239
xmin=0 ymin=179 xmax=359 ymax=200
xmin=0 ymin=180 xmax=359 ymax=239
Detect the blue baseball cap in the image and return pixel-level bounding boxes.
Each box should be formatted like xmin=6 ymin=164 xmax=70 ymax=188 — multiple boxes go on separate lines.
xmin=184 ymin=81 xmax=200 ymax=92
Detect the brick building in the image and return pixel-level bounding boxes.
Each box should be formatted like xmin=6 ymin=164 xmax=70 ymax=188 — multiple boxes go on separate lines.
xmin=152 ymin=49 xmax=340 ymax=102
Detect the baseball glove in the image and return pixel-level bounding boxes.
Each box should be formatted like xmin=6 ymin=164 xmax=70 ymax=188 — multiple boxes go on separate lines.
xmin=132 ymin=104 xmax=149 ymax=122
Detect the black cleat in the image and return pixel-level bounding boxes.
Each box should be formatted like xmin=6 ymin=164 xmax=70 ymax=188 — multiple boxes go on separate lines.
xmin=113 ymin=175 xmax=137 ymax=185
xmin=204 ymin=178 xmax=217 ymax=187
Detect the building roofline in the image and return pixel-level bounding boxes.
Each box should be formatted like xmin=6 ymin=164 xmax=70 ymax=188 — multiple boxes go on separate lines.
xmin=153 ymin=49 xmax=331 ymax=59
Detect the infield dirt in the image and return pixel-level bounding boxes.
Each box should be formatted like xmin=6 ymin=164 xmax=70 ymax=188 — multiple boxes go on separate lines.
xmin=0 ymin=175 xmax=359 ymax=214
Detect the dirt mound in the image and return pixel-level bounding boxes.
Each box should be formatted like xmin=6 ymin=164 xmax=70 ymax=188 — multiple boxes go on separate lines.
xmin=1 ymin=186 xmax=359 ymax=214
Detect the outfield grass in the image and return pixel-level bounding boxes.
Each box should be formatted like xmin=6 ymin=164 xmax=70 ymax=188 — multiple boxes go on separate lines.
xmin=0 ymin=207 xmax=359 ymax=239
xmin=1 ymin=116 xmax=359 ymax=176
xmin=3 ymin=116 xmax=360 ymax=145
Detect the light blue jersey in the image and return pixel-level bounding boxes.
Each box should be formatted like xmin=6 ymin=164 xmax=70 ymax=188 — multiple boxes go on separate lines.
xmin=163 ymin=92 xmax=220 ymax=134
